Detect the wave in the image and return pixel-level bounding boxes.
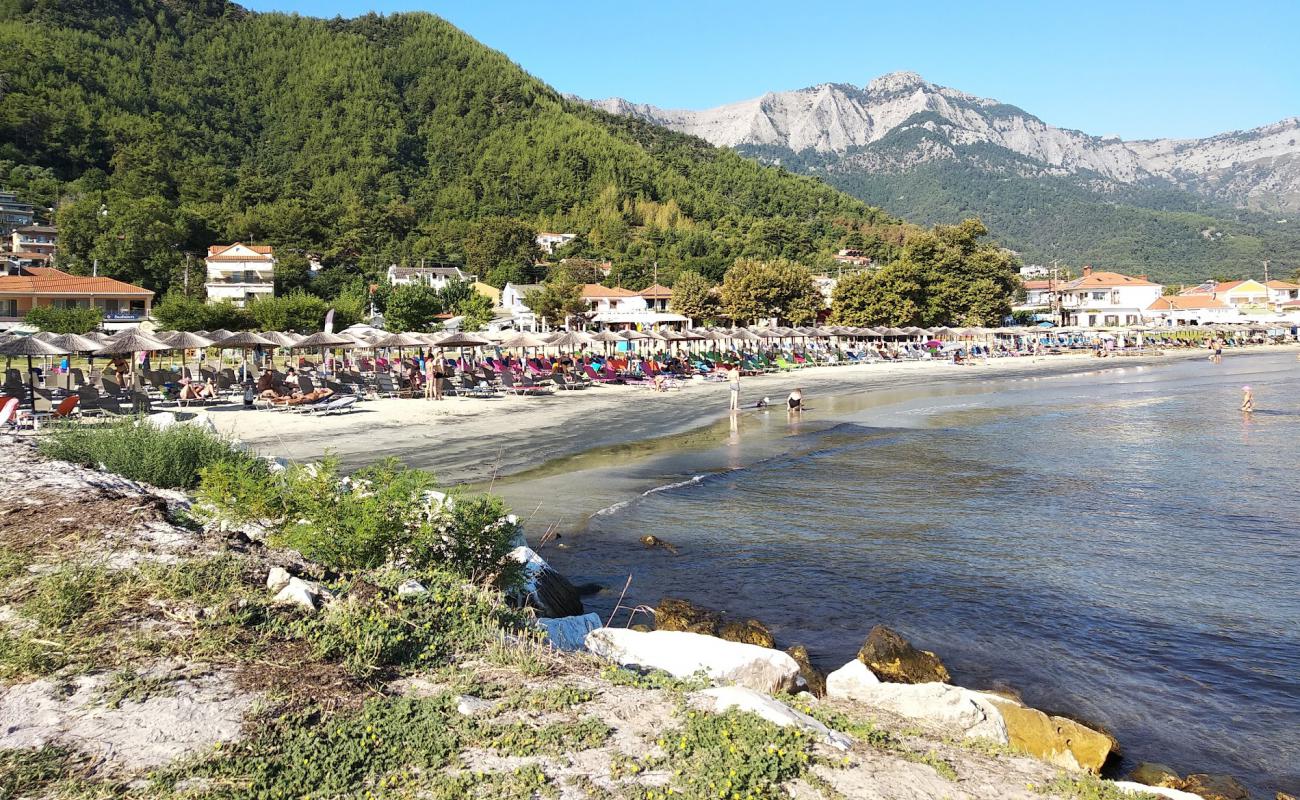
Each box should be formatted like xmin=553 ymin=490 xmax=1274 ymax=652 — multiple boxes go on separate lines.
xmin=592 ymin=474 xmax=709 ymax=517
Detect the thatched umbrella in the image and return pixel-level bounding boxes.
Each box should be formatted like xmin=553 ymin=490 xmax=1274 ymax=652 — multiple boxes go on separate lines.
xmin=434 ymin=332 xmax=491 ymax=348
xmin=292 ymin=331 xmax=356 ymax=375
xmin=501 ymin=331 xmax=552 ymax=349
xmin=0 ymin=335 xmax=69 ymax=410
xmin=216 ymin=331 xmax=275 ymax=382
xmin=50 ymin=333 xmax=105 ymax=354
xmin=98 ymin=331 xmax=172 ymax=389
xmin=160 ymin=331 xmax=215 ymax=379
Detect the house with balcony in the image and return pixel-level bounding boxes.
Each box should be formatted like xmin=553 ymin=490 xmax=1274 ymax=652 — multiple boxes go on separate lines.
xmin=205 ymin=243 xmax=274 ymax=306
xmin=1057 ymin=267 xmax=1163 ymax=328
xmin=1144 ymin=295 xmax=1235 ymax=327
xmin=386 ymin=264 xmax=471 ymax=290
xmin=0 ymin=191 xmax=34 ymax=238
xmin=1265 ymin=280 xmax=1300 ymax=307
xmin=1209 ymin=279 xmax=1271 ymax=311
xmin=11 ymin=225 xmax=57 ymax=258
xmin=0 ymin=265 xmax=153 ymax=331
xmin=638 ymin=283 xmax=672 ymax=312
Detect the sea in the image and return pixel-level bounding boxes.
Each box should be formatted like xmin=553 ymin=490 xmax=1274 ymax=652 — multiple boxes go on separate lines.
xmin=492 ymin=352 xmax=1300 ymax=796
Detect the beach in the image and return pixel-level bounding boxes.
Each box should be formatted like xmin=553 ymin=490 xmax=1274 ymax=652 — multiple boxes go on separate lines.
xmin=205 ymin=347 xmax=1260 ymax=483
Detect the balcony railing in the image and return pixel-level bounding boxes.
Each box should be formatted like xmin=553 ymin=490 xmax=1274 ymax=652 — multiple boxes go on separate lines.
xmin=205 ymin=276 xmax=273 ymax=286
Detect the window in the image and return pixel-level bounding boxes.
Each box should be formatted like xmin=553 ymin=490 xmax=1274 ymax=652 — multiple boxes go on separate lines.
xmin=0 ymin=299 xmax=17 ymax=317
xmin=1104 ymin=315 xmax=1119 ymax=327
xmin=1091 ymin=291 xmax=1108 ymax=301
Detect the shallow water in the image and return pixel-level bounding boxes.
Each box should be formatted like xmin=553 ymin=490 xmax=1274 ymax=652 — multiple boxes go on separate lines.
xmin=498 ymin=353 xmax=1300 ymax=795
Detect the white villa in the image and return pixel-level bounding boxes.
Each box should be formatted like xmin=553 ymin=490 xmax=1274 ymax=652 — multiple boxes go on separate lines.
xmin=1057 ymin=267 xmax=1163 ymax=328
xmin=1144 ymin=295 xmax=1236 ymax=326
xmin=205 ymin=243 xmax=274 ymax=306
xmin=386 ymin=264 xmax=471 ymax=290
xmin=535 ymin=232 xmax=577 ymax=255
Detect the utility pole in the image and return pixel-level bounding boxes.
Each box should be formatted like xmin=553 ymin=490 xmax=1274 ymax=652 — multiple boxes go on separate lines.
xmin=1262 ymin=259 xmax=1270 ymax=283
xmin=183 ymin=252 xmax=191 ymax=296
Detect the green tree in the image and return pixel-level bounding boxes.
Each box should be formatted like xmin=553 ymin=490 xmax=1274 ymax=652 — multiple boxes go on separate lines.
xmin=273 ymin=252 xmax=313 ymax=295
xmin=151 ymin=295 xmax=254 ymax=331
xmin=720 ymin=258 xmax=822 ymax=325
xmin=669 ymin=271 xmax=719 ymax=324
xmin=831 ymin=264 xmax=926 ymax=326
xmin=462 ymin=218 xmax=540 ymax=282
xmin=247 ymin=292 xmax=331 ymax=332
xmin=523 ymin=276 xmax=585 ymax=329
xmin=454 ymin=292 xmax=495 ymax=331
xmin=24 ymin=306 xmax=102 ymax=334
xmin=384 ymin=283 xmax=443 ymax=332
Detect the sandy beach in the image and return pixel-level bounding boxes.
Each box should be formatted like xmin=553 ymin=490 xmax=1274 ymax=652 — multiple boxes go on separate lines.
xmin=204 ymin=346 xmax=1288 ymax=483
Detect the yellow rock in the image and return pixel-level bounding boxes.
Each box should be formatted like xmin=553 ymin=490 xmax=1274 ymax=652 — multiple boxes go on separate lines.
xmin=1129 ymin=762 xmax=1182 ymax=788
xmin=986 ymin=697 xmax=1112 ymax=773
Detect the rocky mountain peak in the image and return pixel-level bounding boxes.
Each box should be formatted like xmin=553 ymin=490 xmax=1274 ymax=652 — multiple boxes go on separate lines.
xmin=865 ymin=70 xmax=929 ymax=95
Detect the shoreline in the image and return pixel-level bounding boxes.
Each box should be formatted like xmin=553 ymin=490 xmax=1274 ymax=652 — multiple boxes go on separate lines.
xmin=206 ymin=345 xmax=1294 ymax=484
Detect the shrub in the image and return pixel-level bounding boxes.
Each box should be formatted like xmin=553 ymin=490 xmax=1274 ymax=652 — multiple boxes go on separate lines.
xmin=197 ymin=457 xmax=525 ymax=587
xmin=38 ymin=420 xmax=256 ymax=490
xmin=286 ymin=571 xmax=525 ymax=679
xmin=650 ymin=710 xmax=813 ymax=799
xmin=24 ymin=305 xmax=102 ymax=334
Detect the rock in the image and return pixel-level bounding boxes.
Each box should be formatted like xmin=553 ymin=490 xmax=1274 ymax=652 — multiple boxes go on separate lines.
xmin=396 ymin=579 xmax=427 ymax=597
xmin=640 ymin=534 xmax=678 ymax=554
xmin=786 ymin=645 xmax=826 ymax=698
xmin=1277 ymin=794 xmax=1298 ymax=800
xmin=1111 ymin=781 xmax=1205 ymax=800
xmin=983 ymin=696 xmax=1112 ymax=773
xmin=537 ymin=612 xmax=602 ymax=651
xmin=1129 ymin=763 xmax=1183 ymax=788
xmin=825 ymin=659 xmax=880 ymax=697
xmin=1178 ymin=774 xmax=1251 ymax=800
xmin=455 ymin=696 xmax=494 ymax=716
xmin=508 ymin=545 xmax=583 ymax=618
xmin=693 ymin=686 xmax=851 ymax=751
xmin=629 ymin=624 xmax=651 ymax=633
xmin=719 ymin=619 xmax=775 ymax=648
xmin=265 ymin=567 xmax=291 ymax=594
xmin=857 ymin=625 xmax=950 ymax=684
xmin=654 ymin=597 xmax=721 ymax=635
xmin=826 ymin=677 xmax=1007 ymax=743
xmin=273 ymin=577 xmax=325 ymax=612
xmin=585 ymin=628 xmax=801 ymax=694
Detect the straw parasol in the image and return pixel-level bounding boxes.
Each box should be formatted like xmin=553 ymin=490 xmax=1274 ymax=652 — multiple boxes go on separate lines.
xmin=159 ymin=331 xmax=215 ymax=379
xmin=371 ymin=332 xmax=427 ymax=349
xmin=0 ymin=335 xmax=70 ymax=410
xmin=215 ymin=331 xmax=276 ymax=382
xmin=433 ymin=331 xmax=491 ymax=348
xmin=292 ymin=332 xmax=356 ymax=348
xmin=50 ymin=333 xmax=105 ymax=353
xmin=33 ymin=331 xmax=60 ymax=342
xmin=97 ymin=330 xmax=172 ymax=388
xmin=204 ymin=329 xmax=235 ymax=346
xmin=258 ymin=331 xmax=299 ymax=348
xmin=501 ymin=331 xmax=552 ymax=349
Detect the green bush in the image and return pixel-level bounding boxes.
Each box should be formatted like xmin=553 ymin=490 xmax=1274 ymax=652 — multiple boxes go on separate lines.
xmin=38 ymin=420 xmax=256 ymax=490
xmin=24 ymin=305 xmax=102 ymax=334
xmin=647 ymin=710 xmax=814 ymax=799
xmin=197 ymin=457 xmax=525 ymax=586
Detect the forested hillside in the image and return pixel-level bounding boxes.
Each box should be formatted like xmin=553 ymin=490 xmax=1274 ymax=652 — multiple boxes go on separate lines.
xmin=0 ymin=0 xmax=905 ymax=295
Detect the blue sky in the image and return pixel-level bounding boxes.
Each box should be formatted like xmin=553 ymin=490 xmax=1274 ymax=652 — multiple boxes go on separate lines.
xmin=241 ymin=0 xmax=1298 ymax=140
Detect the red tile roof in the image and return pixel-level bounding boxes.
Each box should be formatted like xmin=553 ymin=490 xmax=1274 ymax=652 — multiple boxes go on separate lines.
xmin=1147 ymin=295 xmax=1230 ymax=311
xmin=1265 ymin=280 xmax=1300 ymax=290
xmin=1062 ymin=271 xmax=1158 ymax=289
xmin=638 ymin=283 xmax=673 ymax=299
xmin=581 ymin=283 xmax=638 ymax=299
xmin=1021 ymin=280 xmax=1053 ymax=289
xmin=0 ymin=267 xmax=153 ymax=296
xmin=207 ymin=242 xmax=273 ymax=258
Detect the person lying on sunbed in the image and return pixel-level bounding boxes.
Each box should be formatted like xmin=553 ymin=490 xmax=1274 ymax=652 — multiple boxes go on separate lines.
xmin=180 ymin=378 xmax=217 ymax=401
xmin=270 ymin=387 xmax=335 ymax=406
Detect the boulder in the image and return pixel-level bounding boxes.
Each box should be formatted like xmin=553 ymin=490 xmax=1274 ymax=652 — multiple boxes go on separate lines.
xmin=537 ymin=612 xmax=602 ymax=651
xmin=857 ymin=625 xmax=950 ymax=684
xmin=273 ymin=577 xmax=325 ymax=612
xmin=455 ymin=696 xmax=494 ymax=716
xmin=693 ymin=686 xmax=851 ymax=751
xmin=1276 ymin=793 xmax=1297 ymax=800
xmin=786 ymin=645 xmax=826 ymax=698
xmin=1129 ymin=763 xmax=1182 ymax=788
xmin=719 ymin=619 xmax=775 ymax=649
xmin=983 ymin=696 xmax=1112 ymax=773
xmin=825 ymin=673 xmax=1006 ymax=743
xmin=1111 ymin=781 xmax=1205 ymax=800
xmin=585 ymin=628 xmax=800 ymax=694
xmin=654 ymin=597 xmax=721 ymax=635
xmin=265 ymin=567 xmax=291 ymax=594
xmin=396 ymin=579 xmax=427 ymax=597
xmin=508 ymin=546 xmax=583 ymax=618
xmin=1178 ymin=774 xmax=1251 ymax=800
xmin=826 ymin=659 xmax=880 ymax=697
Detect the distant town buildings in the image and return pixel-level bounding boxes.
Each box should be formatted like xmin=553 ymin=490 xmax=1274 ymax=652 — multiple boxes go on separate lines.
xmin=0 ymin=191 xmax=34 ymax=239
xmin=833 ymin=249 xmax=873 ymax=268
xmin=535 ymin=232 xmax=577 ymax=255
xmin=204 ymin=243 xmax=275 ymax=306
xmin=386 ymin=264 xmax=471 ymax=290
xmin=0 ymin=265 xmax=153 ymax=332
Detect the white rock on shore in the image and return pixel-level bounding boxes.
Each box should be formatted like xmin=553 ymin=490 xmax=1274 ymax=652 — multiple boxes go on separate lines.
xmin=826 ymin=658 xmax=880 ymax=695
xmin=1111 ymin=781 xmax=1205 ymax=800
xmin=825 ymin=661 xmax=1008 ymax=743
xmin=693 ymin=685 xmax=852 ymax=751
xmin=584 ymin=628 xmax=801 ymax=694
xmin=537 ymin=612 xmax=603 ymax=651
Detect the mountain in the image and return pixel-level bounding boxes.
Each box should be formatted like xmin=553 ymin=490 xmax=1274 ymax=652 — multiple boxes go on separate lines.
xmin=591 ymin=73 xmax=1300 ymax=282
xmin=0 ymin=0 xmax=901 ymax=295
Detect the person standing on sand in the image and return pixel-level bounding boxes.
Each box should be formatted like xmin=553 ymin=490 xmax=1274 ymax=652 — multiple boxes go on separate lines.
xmin=727 ymin=364 xmax=740 ymax=413
xmin=1240 ymin=385 xmax=1254 ymax=413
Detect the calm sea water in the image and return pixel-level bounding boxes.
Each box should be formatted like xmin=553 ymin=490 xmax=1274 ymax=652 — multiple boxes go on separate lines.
xmin=520 ymin=354 xmax=1300 ymax=795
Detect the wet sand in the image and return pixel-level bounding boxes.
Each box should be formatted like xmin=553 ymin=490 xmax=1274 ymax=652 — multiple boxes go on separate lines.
xmin=203 ymin=347 xmax=1272 ymax=483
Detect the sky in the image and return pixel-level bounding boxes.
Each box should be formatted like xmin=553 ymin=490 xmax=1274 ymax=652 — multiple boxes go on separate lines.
xmin=241 ymin=0 xmax=1299 ymax=140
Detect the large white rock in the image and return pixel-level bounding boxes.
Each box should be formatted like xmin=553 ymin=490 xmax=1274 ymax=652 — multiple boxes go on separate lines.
xmin=1111 ymin=781 xmax=1204 ymax=800
xmin=537 ymin=612 xmax=602 ymax=651
xmin=265 ymin=567 xmax=291 ymax=593
xmin=826 ymin=658 xmax=880 ymax=696
xmin=825 ymin=668 xmax=1007 ymax=743
xmin=273 ymin=577 xmax=324 ymax=612
xmin=693 ymin=686 xmax=852 ymax=751
xmin=584 ymin=628 xmax=801 ymax=694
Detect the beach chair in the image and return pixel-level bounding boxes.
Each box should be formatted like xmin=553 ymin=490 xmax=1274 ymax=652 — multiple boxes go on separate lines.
xmin=458 ymin=374 xmax=496 ymax=397
xmin=500 ymin=370 xmax=550 ymax=396
xmin=0 ymin=396 xmax=20 ymax=431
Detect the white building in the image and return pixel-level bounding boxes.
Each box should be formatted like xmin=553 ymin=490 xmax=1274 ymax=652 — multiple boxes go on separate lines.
xmin=1019 ymin=264 xmax=1050 ymax=279
xmin=1144 ymin=295 xmax=1236 ymax=326
xmin=386 ymin=264 xmax=470 ymax=290
xmin=536 ymin=232 xmax=577 ymax=255
xmin=205 ymin=243 xmax=274 ymax=306
xmin=1057 ymin=267 xmax=1163 ymax=328
xmin=581 ymin=284 xmax=647 ymax=313
xmin=1266 ymin=280 xmax=1300 ymax=307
